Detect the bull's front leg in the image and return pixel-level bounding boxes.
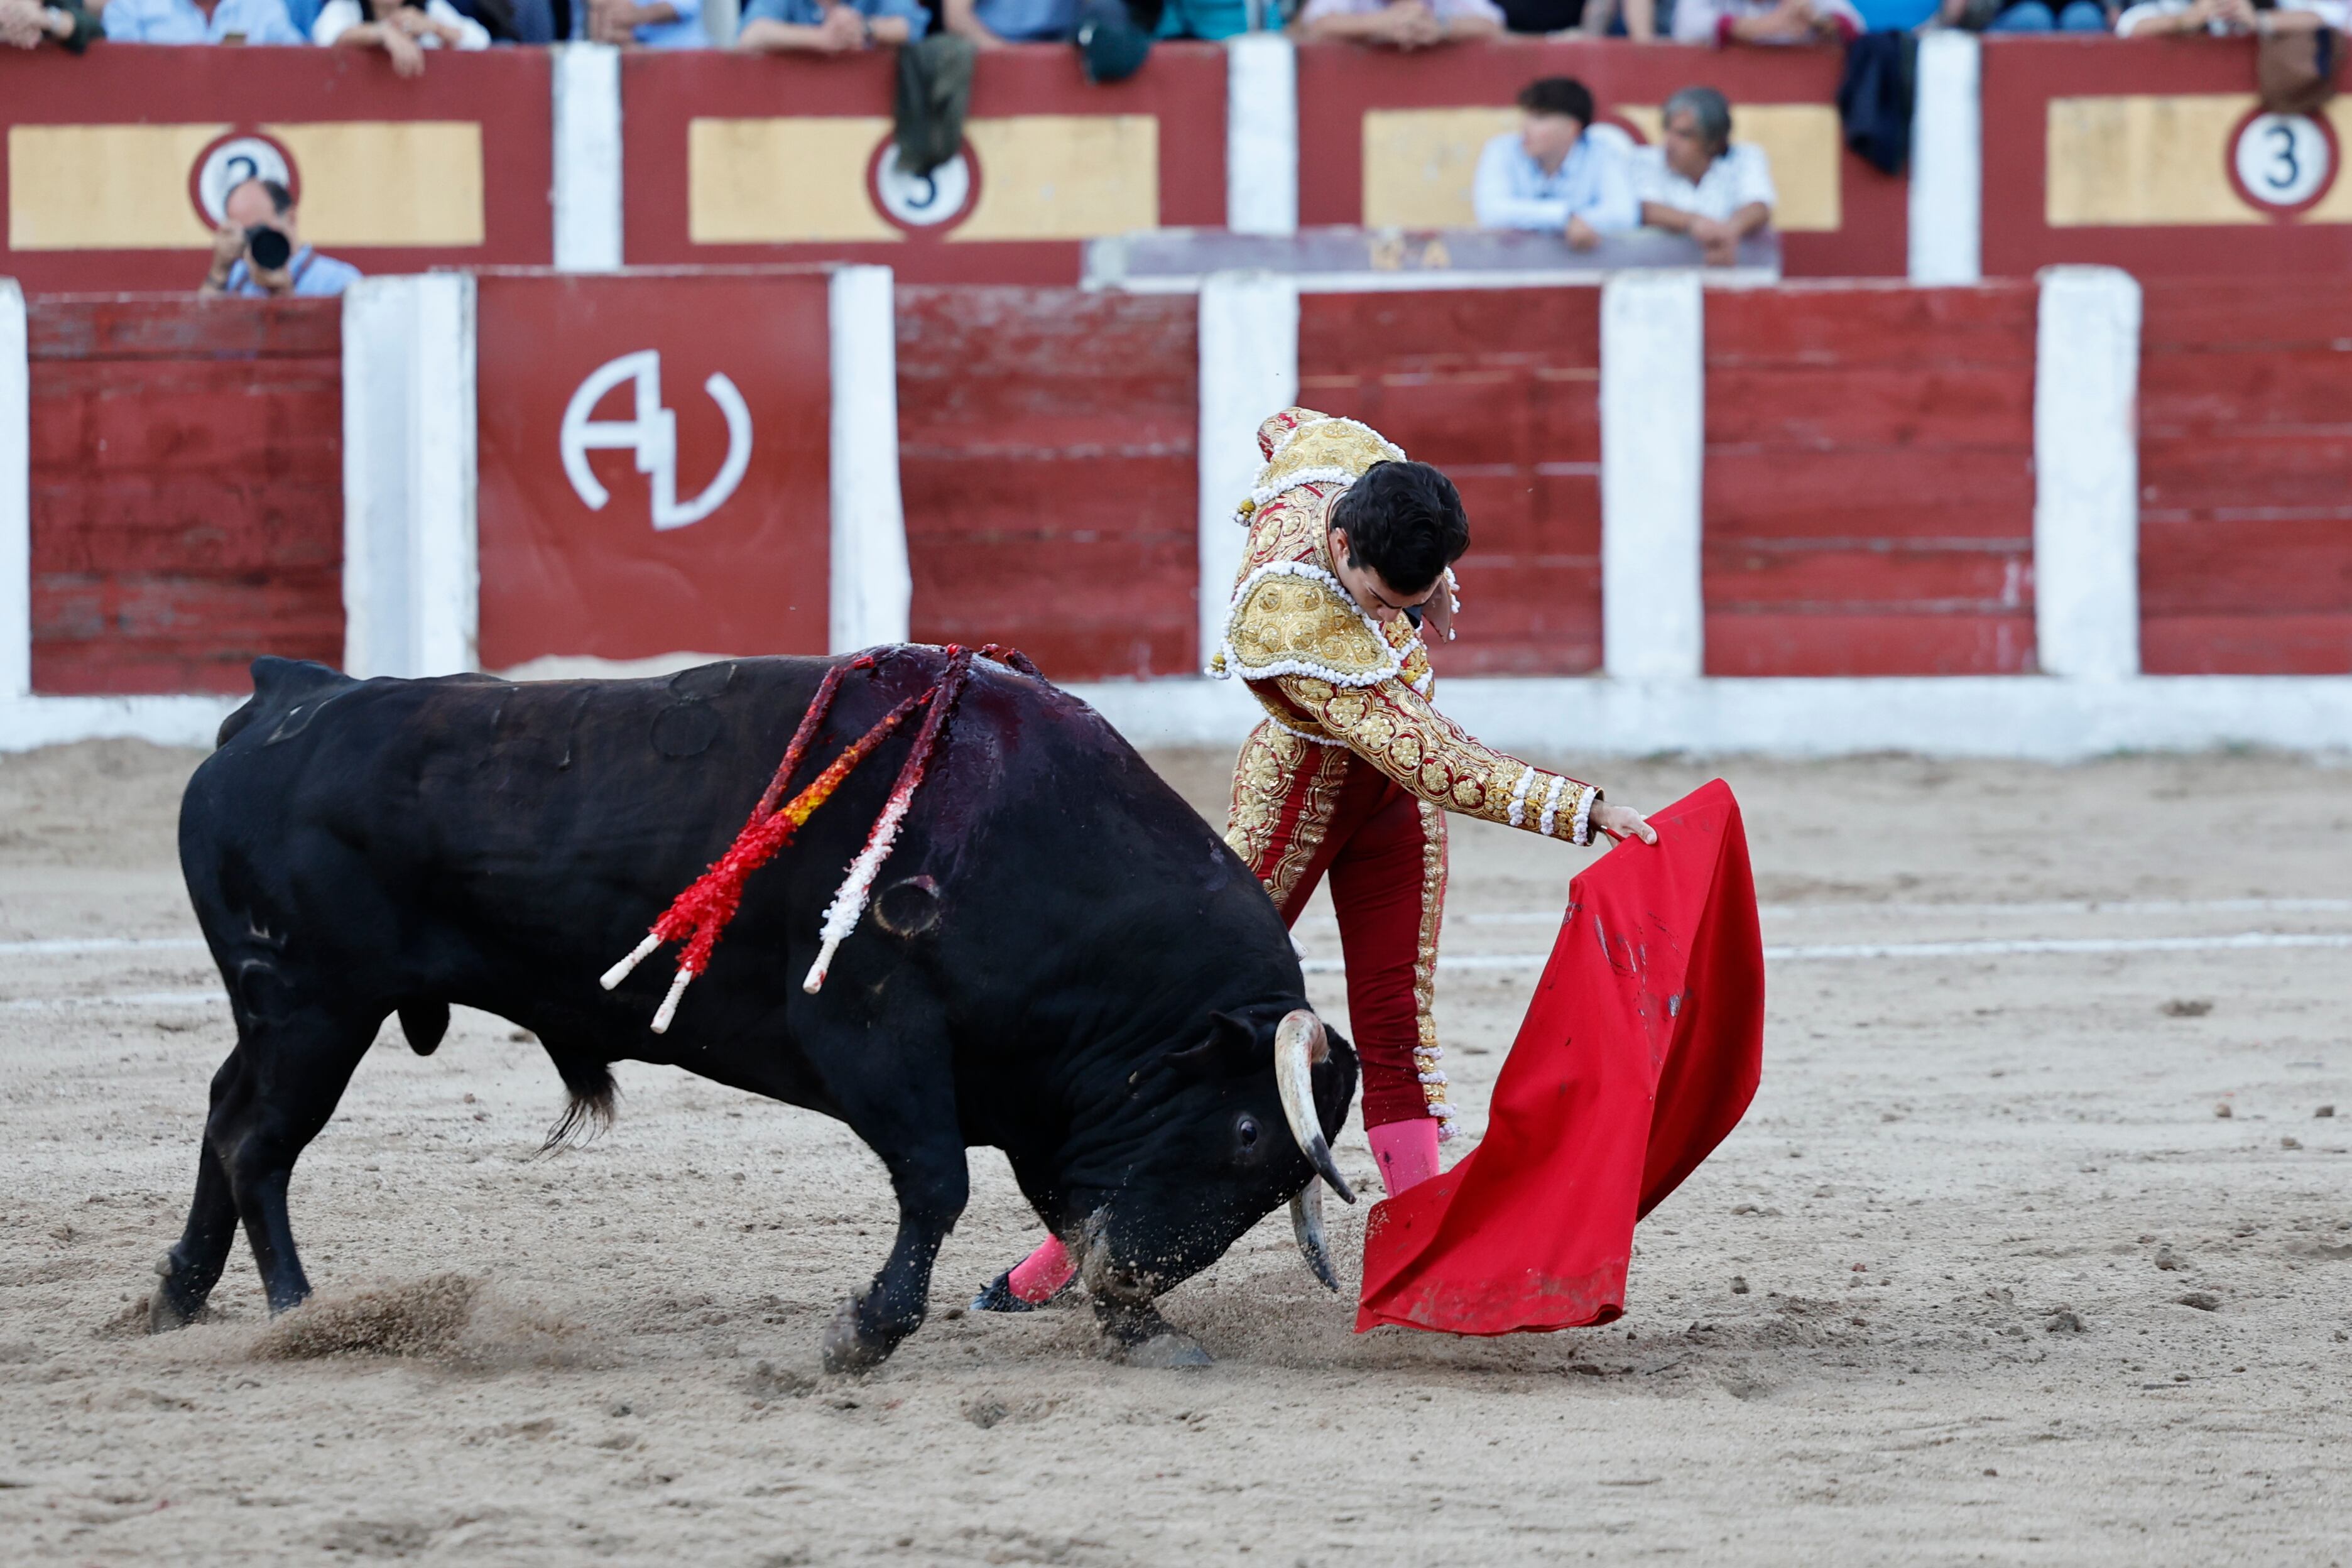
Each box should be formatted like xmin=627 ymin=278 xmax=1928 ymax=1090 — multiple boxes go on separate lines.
xmin=820 ymin=1139 xmax=967 ymax=1374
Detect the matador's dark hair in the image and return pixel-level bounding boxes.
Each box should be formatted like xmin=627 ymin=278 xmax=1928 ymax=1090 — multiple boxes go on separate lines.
xmin=1329 ymin=460 xmax=1470 ymax=597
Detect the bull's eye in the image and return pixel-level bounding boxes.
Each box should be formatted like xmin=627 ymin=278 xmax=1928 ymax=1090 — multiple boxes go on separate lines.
xmin=1236 ymin=1116 xmax=1261 ymax=1148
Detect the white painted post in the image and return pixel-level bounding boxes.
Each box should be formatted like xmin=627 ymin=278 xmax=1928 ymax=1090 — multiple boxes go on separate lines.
xmin=2034 ymin=266 xmax=2142 ymax=681
xmin=827 ymin=265 xmax=912 ymax=653
xmin=0 ymin=280 xmax=27 ymax=700
xmin=341 ymin=274 xmax=479 ymax=679
xmin=1196 ymin=271 xmax=1298 ymax=669
xmin=1908 ymin=31 xmax=1982 ymax=286
xmin=1599 ymin=271 xmax=1705 ymax=682
xmin=1226 ymin=34 xmax=1298 ymax=237
xmin=553 ymin=43 xmax=624 ymax=273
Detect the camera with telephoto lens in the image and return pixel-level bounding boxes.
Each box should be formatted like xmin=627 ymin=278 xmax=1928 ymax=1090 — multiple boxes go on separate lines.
xmin=245 ymin=226 xmax=292 ymax=273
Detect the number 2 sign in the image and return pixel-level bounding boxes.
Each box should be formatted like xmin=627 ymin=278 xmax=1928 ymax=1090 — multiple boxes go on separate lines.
xmin=2228 ymin=110 xmax=2338 ymax=217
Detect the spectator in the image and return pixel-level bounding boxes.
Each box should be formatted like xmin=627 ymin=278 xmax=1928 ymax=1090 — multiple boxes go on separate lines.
xmin=942 ymin=0 xmax=1075 ymax=41
xmin=199 ymin=179 xmax=362 ymax=299
xmin=737 ymin=0 xmax=925 ymax=49
xmin=585 ymin=0 xmax=703 ymax=45
xmin=1973 ymin=0 xmax=2109 ymax=27
xmin=1498 ymin=0 xmax=1655 ymax=37
xmin=1297 ymin=0 xmax=1504 ymax=49
xmin=1154 ymin=0 xmax=1249 ymax=36
xmin=102 ymin=0 xmax=306 ymax=41
xmin=1635 ymin=86 xmax=1773 ymax=266
xmin=314 ymin=0 xmax=489 ymax=73
xmin=1670 ymin=0 xmax=1856 ymax=43
xmin=1473 ymin=77 xmax=1638 ymax=251
xmin=0 ymin=0 xmax=102 ymax=48
xmin=2116 ymin=0 xmax=2342 ymax=33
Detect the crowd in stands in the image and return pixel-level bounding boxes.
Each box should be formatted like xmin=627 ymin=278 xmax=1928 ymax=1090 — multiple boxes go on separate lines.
xmin=7 ymin=0 xmax=2341 ymax=53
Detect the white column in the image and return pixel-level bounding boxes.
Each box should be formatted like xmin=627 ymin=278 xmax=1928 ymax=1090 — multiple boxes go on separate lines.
xmin=0 ymin=280 xmax=27 ymax=700
xmin=2034 ymin=266 xmax=2142 ymax=681
xmin=1226 ymin=34 xmax=1298 ymax=237
xmin=553 ymin=43 xmax=624 ymax=273
xmin=827 ymin=265 xmax=912 ymax=654
xmin=1908 ymin=31 xmax=1982 ymax=286
xmin=342 ymin=274 xmax=479 ymax=679
xmin=1599 ymin=271 xmax=1705 ymax=682
xmin=1197 ymin=270 xmax=1298 ymax=668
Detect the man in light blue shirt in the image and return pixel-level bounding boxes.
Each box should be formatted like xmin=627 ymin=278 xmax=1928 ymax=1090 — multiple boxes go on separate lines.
xmin=736 ymin=0 xmax=928 ymax=49
xmin=586 ymin=0 xmax=704 ymax=46
xmin=1472 ymin=76 xmax=1639 ymax=250
xmin=102 ymin=0 xmax=306 ymax=42
xmin=944 ymin=0 xmax=1075 ymax=42
xmin=199 ymin=180 xmax=363 ymax=298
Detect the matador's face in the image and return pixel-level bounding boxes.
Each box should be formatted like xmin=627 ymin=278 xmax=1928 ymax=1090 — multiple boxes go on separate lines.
xmin=1327 ymin=523 xmax=1441 ymax=626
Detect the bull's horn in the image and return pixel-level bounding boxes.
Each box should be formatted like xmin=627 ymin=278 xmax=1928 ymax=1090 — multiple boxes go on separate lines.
xmin=1290 ymin=1179 xmax=1338 ymax=1291
xmin=1274 ymin=1010 xmax=1355 ymax=1204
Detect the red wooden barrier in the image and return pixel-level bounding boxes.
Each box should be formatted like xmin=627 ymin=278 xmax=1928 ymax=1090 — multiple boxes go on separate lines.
xmin=28 ymin=295 xmax=344 ymax=696
xmin=1295 ymin=40 xmax=1906 ymax=280
xmin=896 ymin=286 xmax=1197 ymax=680
xmin=1981 ymin=36 xmax=2352 ymax=278
xmin=1701 ymin=282 xmax=2038 ymax=677
xmin=2138 ymin=283 xmax=2352 ymax=674
xmin=0 ymin=46 xmax=553 ymax=295
xmin=473 ymin=269 xmax=834 ymax=673
xmin=1300 ymin=289 xmax=1603 ymax=677
xmin=623 ymin=46 xmax=1227 ymax=286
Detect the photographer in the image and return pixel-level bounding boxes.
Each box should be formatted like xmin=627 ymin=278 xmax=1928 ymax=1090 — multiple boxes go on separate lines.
xmin=199 ymin=179 xmax=362 ymax=300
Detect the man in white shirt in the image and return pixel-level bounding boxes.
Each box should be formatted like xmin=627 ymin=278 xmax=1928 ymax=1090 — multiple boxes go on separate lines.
xmin=1635 ymin=85 xmax=1775 ymax=267
xmin=1472 ymin=77 xmax=1640 ymax=251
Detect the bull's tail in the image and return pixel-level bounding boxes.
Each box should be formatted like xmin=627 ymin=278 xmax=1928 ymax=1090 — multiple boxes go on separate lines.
xmin=540 ymin=1055 xmax=620 ymax=1153
xmin=217 ymin=656 xmax=357 ymax=749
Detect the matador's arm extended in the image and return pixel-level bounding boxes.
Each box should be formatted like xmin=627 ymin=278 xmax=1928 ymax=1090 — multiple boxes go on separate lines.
xmin=1263 ymin=673 xmax=1603 ymax=845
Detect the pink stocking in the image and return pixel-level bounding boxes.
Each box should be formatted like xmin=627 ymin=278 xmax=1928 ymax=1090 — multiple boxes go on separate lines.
xmin=1368 ymin=1118 xmax=1440 ymax=1199
xmin=1006 ymin=1235 xmax=1075 ymax=1303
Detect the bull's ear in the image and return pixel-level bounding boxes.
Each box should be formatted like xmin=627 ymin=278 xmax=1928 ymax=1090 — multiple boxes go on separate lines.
xmin=1165 ymin=1010 xmax=1262 ymax=1080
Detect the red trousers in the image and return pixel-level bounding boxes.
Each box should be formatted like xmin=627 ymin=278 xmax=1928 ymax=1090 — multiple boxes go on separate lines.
xmin=1227 ymin=726 xmax=1447 ymax=1133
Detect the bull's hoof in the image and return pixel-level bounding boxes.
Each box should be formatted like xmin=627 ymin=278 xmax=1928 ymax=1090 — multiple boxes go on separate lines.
xmin=1095 ymin=1301 xmax=1212 ymax=1369
xmin=819 ymin=1298 xmax=897 ymax=1374
xmin=147 ymin=1256 xmax=199 ymax=1334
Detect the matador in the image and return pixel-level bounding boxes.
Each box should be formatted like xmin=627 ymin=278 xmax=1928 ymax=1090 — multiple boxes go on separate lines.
xmin=974 ymin=406 xmax=1655 ymax=1312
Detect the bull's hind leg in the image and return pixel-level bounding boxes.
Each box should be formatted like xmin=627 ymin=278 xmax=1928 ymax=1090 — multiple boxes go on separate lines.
xmin=150 ymin=1057 xmax=244 ymax=1330
xmin=193 ymin=1005 xmax=379 ymax=1317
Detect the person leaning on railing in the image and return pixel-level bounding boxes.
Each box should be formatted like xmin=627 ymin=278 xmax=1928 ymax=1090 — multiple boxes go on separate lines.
xmin=2115 ymin=0 xmax=2342 ymax=35
xmin=101 ymin=0 xmax=306 ymax=41
xmin=314 ymin=0 xmax=487 ymax=75
xmin=1473 ymin=76 xmax=1640 ymax=252
xmin=1634 ymin=85 xmax=1775 ymax=266
xmin=1295 ymin=0 xmax=1504 ymax=50
xmin=0 ymin=0 xmax=101 ymax=50
xmin=736 ymin=0 xmax=925 ymax=51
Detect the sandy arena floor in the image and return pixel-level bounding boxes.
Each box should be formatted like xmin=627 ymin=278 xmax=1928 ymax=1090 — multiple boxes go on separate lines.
xmin=3 ymin=736 xmax=2349 ymax=1565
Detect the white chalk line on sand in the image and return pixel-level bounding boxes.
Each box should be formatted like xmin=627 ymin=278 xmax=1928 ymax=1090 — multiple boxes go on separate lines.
xmin=1302 ymin=930 xmax=2352 ymax=974
xmin=0 ymin=937 xmax=208 ymax=956
xmin=1461 ymin=897 xmax=2352 ymax=926
xmin=1 ymin=990 xmax=226 ymax=1012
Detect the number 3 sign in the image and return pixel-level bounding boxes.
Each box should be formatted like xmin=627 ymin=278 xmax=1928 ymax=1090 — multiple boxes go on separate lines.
xmin=2229 ymin=110 xmax=2338 ymax=217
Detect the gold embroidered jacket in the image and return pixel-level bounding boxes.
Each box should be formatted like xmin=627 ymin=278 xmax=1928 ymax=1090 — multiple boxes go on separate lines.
xmin=1208 ymin=408 xmax=1601 ymax=845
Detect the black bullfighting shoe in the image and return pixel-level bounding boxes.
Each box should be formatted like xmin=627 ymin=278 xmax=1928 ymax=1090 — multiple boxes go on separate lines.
xmin=970 ymin=1268 xmax=1074 ymax=1314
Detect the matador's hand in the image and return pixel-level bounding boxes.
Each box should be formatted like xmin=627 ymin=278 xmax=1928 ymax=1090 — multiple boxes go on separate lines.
xmin=1592 ymin=801 xmax=1657 ymax=846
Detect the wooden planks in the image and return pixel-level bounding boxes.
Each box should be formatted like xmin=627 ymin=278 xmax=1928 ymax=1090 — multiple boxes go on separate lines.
xmin=896 ymin=287 xmax=1199 ymax=681
xmin=28 ymin=295 xmax=344 ymax=697
xmin=1300 ymin=289 xmax=1604 ymax=677
xmin=1702 ymin=283 xmax=2039 ymax=677
xmin=2138 ymin=283 xmax=2352 ymax=673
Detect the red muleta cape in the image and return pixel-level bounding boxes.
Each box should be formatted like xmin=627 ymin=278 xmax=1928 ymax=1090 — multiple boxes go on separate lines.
xmin=1356 ymin=779 xmax=1765 ymax=1336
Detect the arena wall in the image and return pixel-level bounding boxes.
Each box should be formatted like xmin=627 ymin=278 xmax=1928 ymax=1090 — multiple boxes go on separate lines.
xmin=8 ymin=38 xmax=2352 ymax=292
xmin=3 ymin=271 xmax=2349 ymax=755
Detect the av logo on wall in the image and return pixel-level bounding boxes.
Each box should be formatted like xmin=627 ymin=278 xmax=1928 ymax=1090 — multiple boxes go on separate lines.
xmin=558 ymin=350 xmax=753 ymax=531
xmin=189 ymin=130 xmax=300 ymax=226
xmin=2228 ymin=110 xmax=2338 ymax=217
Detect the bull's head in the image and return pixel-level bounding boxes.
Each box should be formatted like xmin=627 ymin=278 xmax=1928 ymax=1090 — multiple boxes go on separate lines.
xmin=1059 ymin=1004 xmax=1359 ymax=1319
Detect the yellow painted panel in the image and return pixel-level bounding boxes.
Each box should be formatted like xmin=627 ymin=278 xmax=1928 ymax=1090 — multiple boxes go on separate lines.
xmin=1363 ymin=104 xmax=1839 ymax=232
xmin=2045 ymin=94 xmax=2266 ymax=227
xmin=689 ymin=116 xmax=898 ymax=244
xmin=264 ymin=121 xmax=484 ymax=247
xmin=8 ymin=123 xmax=229 ymax=251
xmin=1363 ymin=107 xmax=1517 ymax=229
xmin=2305 ymin=100 xmax=2352 ymax=222
xmin=953 ymin=115 xmax=1158 ymax=242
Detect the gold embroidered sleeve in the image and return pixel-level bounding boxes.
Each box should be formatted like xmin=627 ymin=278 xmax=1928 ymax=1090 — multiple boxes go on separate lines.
xmin=1224 ymin=570 xmax=1400 ymax=686
xmin=1270 ymin=673 xmax=1602 ymax=844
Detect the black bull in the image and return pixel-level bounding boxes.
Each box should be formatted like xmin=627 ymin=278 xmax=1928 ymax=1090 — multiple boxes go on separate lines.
xmin=156 ymin=648 xmax=1358 ymax=1369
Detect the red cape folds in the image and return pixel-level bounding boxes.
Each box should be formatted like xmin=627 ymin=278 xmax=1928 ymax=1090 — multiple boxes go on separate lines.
xmin=1355 ymin=779 xmax=1765 ymax=1336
